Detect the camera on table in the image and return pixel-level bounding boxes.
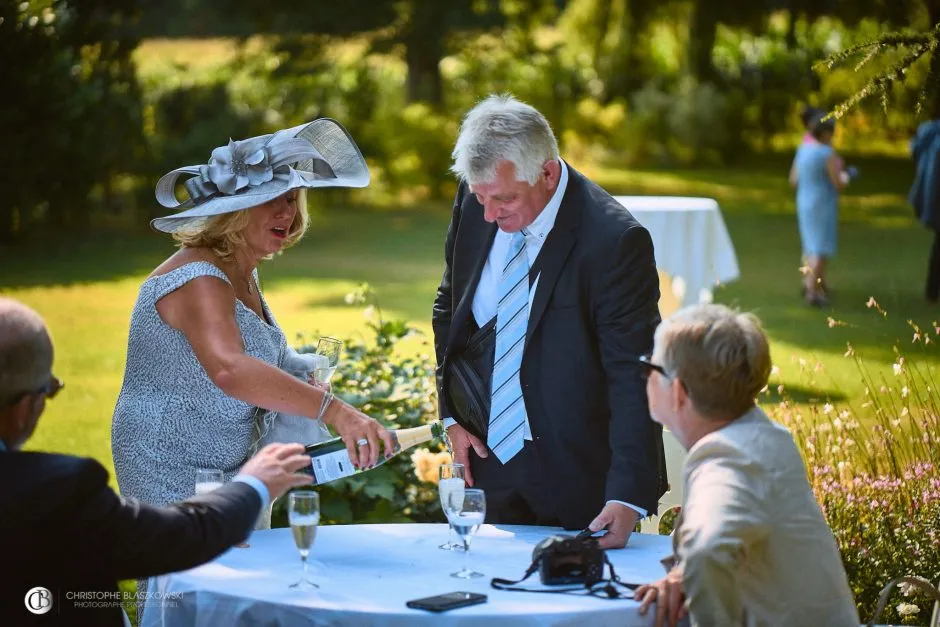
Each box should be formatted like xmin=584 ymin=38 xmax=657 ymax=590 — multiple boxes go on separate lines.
xmin=531 ymin=535 xmax=606 ymax=586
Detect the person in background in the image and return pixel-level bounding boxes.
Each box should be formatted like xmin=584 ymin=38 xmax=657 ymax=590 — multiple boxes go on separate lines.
xmin=908 ymin=119 xmax=940 ymax=304
xmin=0 ymin=297 xmax=314 ymax=627
xmin=433 ymin=94 xmax=666 ymax=549
xmin=789 ymin=112 xmax=847 ymax=307
xmin=799 ymin=105 xmax=823 ymax=146
xmin=634 ymin=304 xmax=859 ymax=627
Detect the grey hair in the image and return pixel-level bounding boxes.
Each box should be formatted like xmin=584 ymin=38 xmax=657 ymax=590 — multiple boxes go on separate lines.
xmin=0 ymin=298 xmax=53 ymax=405
xmin=451 ymin=94 xmax=560 ymax=186
xmin=653 ymin=304 xmax=772 ymax=420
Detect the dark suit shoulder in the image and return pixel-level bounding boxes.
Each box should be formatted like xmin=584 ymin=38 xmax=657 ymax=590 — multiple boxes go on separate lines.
xmin=0 ymin=451 xmax=107 ymax=497
xmin=565 ymin=166 xmax=647 ymax=247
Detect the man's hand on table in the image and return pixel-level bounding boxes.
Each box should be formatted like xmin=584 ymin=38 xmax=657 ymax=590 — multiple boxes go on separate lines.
xmin=587 ymin=502 xmax=638 ymax=549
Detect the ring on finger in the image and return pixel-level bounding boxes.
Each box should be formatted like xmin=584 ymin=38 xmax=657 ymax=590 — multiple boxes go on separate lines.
xmin=357 ymin=438 xmax=369 ymax=447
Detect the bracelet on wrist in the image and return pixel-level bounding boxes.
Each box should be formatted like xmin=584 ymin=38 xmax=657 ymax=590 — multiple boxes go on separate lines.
xmin=318 ymin=390 xmax=335 ymax=422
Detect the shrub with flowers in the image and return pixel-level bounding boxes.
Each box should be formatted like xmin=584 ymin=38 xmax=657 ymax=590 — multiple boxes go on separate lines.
xmin=768 ymin=301 xmax=940 ymax=624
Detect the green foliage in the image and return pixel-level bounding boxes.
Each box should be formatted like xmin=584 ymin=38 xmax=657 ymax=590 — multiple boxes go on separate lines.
xmin=0 ymin=0 xmax=146 ymax=241
xmin=271 ymin=284 xmax=445 ymax=527
xmin=150 ymin=82 xmax=262 ymax=180
xmin=819 ymin=22 xmax=940 ymax=119
xmin=768 ymin=303 xmax=940 ymax=624
xmin=623 ymin=78 xmax=746 ymax=165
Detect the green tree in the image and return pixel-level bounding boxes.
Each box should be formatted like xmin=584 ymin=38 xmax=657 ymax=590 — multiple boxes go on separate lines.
xmin=559 ymin=0 xmax=658 ymax=99
xmin=819 ymin=0 xmax=940 ymax=118
xmin=0 ymin=0 xmax=145 ymax=242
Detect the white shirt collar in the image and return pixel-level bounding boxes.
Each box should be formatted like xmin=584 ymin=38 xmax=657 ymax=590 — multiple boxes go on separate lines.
xmin=521 ymin=159 xmax=568 ymax=241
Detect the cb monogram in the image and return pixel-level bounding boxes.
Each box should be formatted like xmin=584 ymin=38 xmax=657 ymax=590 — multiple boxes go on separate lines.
xmin=25 ymin=586 xmax=53 ymax=615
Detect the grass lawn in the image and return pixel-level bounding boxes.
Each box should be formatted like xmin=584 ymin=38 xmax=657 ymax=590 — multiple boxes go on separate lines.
xmin=1 ymin=153 xmax=937 ymax=485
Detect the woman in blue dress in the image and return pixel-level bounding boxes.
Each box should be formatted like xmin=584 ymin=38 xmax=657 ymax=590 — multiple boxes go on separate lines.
xmin=789 ymin=114 xmax=847 ymax=307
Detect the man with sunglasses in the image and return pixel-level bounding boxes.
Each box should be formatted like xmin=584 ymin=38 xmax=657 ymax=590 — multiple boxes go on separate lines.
xmin=0 ymin=297 xmax=314 ymax=626
xmin=632 ymin=304 xmax=858 ymax=626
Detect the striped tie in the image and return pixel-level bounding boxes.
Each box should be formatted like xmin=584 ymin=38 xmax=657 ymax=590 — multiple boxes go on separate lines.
xmin=488 ymin=231 xmax=528 ymax=463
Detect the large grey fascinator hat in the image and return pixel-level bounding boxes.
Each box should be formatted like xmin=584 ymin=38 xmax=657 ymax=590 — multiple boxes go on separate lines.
xmin=152 ymin=118 xmax=370 ymax=233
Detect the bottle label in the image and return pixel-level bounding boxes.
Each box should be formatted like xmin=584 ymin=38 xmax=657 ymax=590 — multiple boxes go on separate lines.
xmin=311 ymin=449 xmax=357 ymax=484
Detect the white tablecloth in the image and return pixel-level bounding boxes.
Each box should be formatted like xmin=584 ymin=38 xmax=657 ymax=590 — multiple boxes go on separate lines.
xmin=614 ymin=196 xmax=740 ymax=307
xmin=142 ymin=524 xmax=676 ymax=627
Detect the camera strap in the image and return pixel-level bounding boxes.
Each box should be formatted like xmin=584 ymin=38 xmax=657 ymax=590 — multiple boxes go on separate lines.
xmin=490 ymin=555 xmax=639 ymax=600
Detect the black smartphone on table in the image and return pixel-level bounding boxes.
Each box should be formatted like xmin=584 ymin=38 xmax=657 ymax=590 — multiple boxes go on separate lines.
xmin=406 ymin=591 xmax=488 ymax=612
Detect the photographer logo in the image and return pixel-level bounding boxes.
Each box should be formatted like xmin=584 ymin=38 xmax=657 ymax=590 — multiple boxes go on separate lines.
xmin=25 ymin=587 xmax=53 ymax=615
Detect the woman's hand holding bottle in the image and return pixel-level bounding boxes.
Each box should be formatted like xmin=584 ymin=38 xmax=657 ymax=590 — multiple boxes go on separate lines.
xmin=320 ymin=398 xmax=395 ymax=468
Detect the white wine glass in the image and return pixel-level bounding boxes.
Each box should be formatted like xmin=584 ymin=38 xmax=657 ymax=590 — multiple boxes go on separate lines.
xmin=438 ymin=463 xmax=466 ymax=551
xmin=443 ymin=488 xmax=486 ymax=578
xmin=314 ymin=337 xmax=343 ymax=386
xmin=313 ymin=337 xmax=343 ymax=421
xmin=288 ymin=490 xmax=320 ymax=589
xmin=194 ymin=469 xmax=223 ymax=496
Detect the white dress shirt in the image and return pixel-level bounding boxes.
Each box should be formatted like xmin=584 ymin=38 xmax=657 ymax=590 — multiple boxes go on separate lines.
xmin=469 ymin=159 xmax=569 ymax=440
xmin=448 ymin=160 xmax=645 ymax=518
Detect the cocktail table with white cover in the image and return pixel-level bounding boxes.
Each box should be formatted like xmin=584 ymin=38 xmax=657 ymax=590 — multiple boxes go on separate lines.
xmin=142 ymin=524 xmax=677 ymax=627
xmin=613 ymin=196 xmax=740 ymax=307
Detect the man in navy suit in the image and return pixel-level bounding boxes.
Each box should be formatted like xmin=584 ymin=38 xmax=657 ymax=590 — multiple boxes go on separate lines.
xmin=433 ymin=95 xmax=666 ymax=548
xmin=0 ymin=297 xmax=313 ymax=626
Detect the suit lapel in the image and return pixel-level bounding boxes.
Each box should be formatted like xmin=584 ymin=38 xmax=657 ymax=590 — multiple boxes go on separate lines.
xmin=526 ymin=170 xmax=582 ymax=344
xmin=448 ymin=193 xmax=497 ymax=348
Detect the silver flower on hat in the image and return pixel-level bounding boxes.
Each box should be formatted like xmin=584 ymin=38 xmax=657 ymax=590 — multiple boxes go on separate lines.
xmin=206 ymin=136 xmax=274 ymax=195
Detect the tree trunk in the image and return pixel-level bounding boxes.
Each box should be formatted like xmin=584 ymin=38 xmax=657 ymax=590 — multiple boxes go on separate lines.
xmin=607 ymin=1 xmax=650 ymax=99
xmin=592 ymin=0 xmax=614 ymax=72
xmin=687 ymin=0 xmax=718 ymax=83
xmin=404 ymin=0 xmax=446 ymax=107
xmin=0 ymin=207 xmax=16 ymax=245
xmin=785 ymin=10 xmax=798 ymax=50
xmin=405 ymin=38 xmax=443 ymax=106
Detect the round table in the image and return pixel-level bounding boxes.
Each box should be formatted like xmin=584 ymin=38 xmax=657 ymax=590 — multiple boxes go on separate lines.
xmin=614 ymin=196 xmax=741 ymax=308
xmin=141 ymin=523 xmax=675 ymax=626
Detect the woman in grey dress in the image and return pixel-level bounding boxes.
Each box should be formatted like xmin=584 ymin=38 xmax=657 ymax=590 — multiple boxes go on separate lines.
xmin=111 ymin=118 xmax=394 ymax=514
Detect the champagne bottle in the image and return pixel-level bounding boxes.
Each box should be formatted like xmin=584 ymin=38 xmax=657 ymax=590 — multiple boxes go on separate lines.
xmin=303 ymin=421 xmax=444 ymax=486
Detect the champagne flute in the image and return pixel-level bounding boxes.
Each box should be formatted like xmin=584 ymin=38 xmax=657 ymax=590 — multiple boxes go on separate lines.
xmin=288 ymin=490 xmax=320 ymax=589
xmin=313 ymin=337 xmax=343 ymax=422
xmin=194 ymin=469 xmax=223 ymax=495
xmin=443 ymin=488 xmax=486 ymax=578
xmin=314 ymin=337 xmax=343 ymax=386
xmin=438 ymin=463 xmax=466 ymax=551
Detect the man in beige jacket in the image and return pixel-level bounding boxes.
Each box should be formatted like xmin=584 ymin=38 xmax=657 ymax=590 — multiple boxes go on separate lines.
xmin=634 ymin=304 xmax=859 ymax=626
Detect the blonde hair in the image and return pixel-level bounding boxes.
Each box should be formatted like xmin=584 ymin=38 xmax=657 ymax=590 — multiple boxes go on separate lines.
xmin=654 ymin=304 xmax=771 ymax=420
xmin=172 ymin=189 xmax=309 ymax=260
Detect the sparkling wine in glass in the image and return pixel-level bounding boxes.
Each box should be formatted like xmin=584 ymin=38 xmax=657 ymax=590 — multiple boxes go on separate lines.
xmin=314 ymin=337 xmax=343 ymax=386
xmin=444 ymin=488 xmax=486 ymax=578
xmin=194 ymin=469 xmax=224 ymax=495
xmin=438 ymin=463 xmax=466 ymax=551
xmin=288 ymin=490 xmax=320 ymax=589
xmin=312 ymin=337 xmax=343 ymax=421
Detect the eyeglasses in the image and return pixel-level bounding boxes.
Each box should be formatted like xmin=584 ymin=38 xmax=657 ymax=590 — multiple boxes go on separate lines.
xmin=5 ymin=375 xmax=64 ymax=407
xmin=632 ymin=355 xmax=670 ymax=380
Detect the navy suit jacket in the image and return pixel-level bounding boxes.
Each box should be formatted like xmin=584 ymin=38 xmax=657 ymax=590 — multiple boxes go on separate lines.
xmin=433 ymin=165 xmax=668 ymax=527
xmin=0 ymin=450 xmax=261 ymax=626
